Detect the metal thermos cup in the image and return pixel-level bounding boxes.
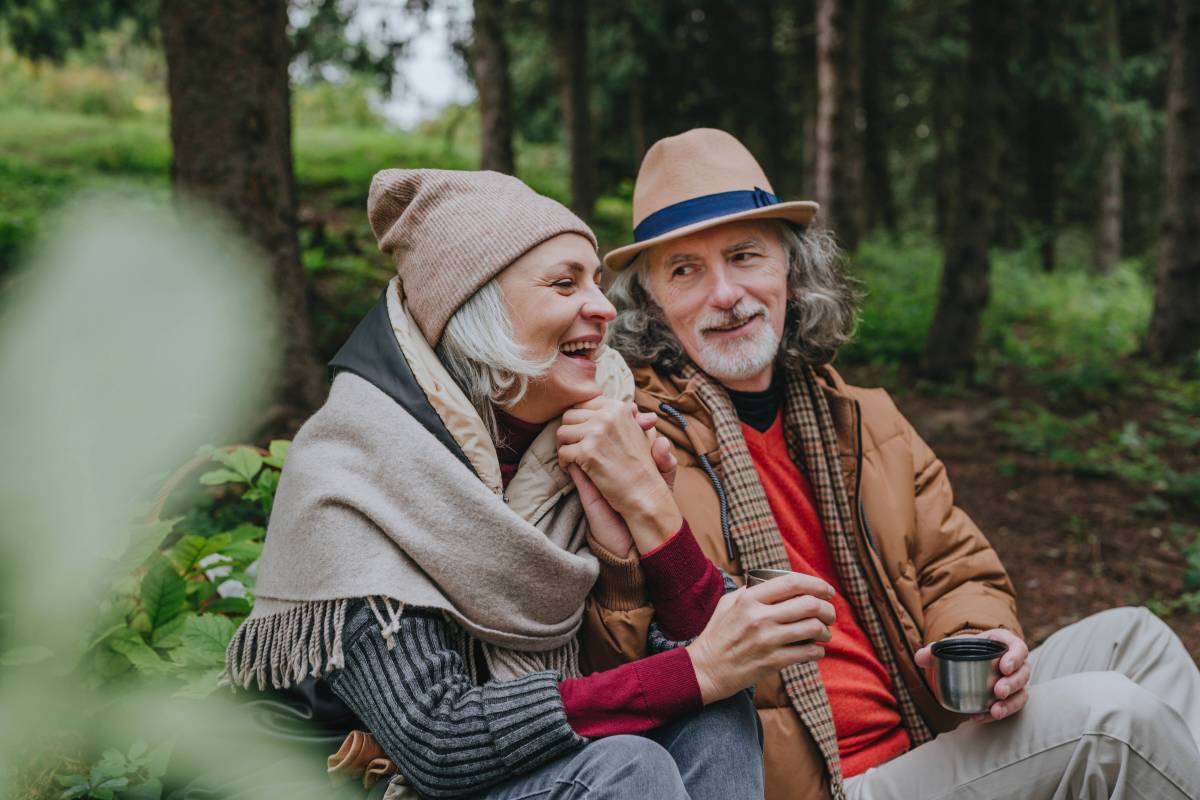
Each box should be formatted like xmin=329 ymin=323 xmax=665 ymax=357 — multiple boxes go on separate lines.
xmin=928 ymin=637 xmax=1008 ymax=714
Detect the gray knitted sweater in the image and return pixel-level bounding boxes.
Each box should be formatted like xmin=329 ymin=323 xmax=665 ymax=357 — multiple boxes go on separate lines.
xmin=327 ymin=576 xmax=732 ymax=799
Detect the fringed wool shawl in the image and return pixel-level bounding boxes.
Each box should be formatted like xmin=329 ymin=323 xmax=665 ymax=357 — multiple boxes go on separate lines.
xmin=225 ymin=371 xmax=604 ymax=691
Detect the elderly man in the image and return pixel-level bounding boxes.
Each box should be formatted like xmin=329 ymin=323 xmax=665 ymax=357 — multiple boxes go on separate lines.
xmin=606 ymin=127 xmax=1200 ymax=800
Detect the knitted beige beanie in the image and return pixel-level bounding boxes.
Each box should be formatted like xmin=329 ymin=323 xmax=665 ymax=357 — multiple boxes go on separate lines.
xmin=367 ymin=168 xmax=597 ymax=346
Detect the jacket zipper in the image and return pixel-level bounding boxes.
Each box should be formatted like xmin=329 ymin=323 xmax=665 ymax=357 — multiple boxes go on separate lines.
xmin=852 ymin=401 xmax=915 ymax=663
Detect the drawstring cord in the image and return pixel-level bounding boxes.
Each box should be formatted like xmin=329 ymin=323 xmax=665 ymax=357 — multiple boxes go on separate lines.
xmin=659 ymin=402 xmax=736 ymax=563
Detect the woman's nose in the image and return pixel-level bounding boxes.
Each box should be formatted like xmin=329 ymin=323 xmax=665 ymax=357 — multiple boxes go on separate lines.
xmin=582 ymin=288 xmax=617 ymax=322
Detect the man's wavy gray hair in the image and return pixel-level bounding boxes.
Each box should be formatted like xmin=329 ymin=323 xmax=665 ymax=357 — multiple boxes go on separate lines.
xmin=607 ymin=221 xmax=860 ymax=374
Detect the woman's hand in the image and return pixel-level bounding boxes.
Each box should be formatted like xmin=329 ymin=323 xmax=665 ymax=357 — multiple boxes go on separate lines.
xmin=557 ymin=397 xmax=682 ymax=549
xmin=686 ymin=573 xmax=836 ymax=704
xmin=566 ymin=407 xmax=678 ymax=558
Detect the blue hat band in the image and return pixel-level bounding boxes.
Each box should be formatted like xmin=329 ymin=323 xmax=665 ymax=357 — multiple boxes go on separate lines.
xmin=633 ymin=187 xmax=781 ymax=243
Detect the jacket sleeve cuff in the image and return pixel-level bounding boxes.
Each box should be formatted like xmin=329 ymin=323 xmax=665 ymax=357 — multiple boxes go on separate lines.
xmin=640 ymin=520 xmax=708 ymax=601
xmin=588 ymin=533 xmax=648 ymax=611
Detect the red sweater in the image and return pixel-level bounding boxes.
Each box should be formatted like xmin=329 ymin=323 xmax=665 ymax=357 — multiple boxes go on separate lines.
xmin=743 ymin=414 xmax=910 ymax=777
xmin=496 ymin=411 xmax=721 ymax=737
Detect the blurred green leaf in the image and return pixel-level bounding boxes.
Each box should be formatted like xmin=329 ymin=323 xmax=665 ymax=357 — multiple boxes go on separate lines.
xmin=264 ymin=439 xmax=290 ymax=468
xmin=213 ymin=448 xmax=263 ymax=482
xmin=141 ymin=556 xmax=186 ymax=630
xmin=0 ymin=644 xmax=54 ymax=666
xmin=199 ymin=468 xmax=245 ymax=486
xmin=175 ymin=614 xmax=236 ymax=668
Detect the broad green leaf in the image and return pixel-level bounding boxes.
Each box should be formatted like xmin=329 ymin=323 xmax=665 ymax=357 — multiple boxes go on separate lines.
xmin=199 ymin=468 xmax=244 ymax=486
xmin=93 ymin=645 xmax=132 ymax=679
xmin=214 ymin=448 xmax=263 ymax=482
xmin=108 ymin=631 xmax=173 ymax=676
xmin=150 ymin=612 xmax=194 ymax=649
xmin=59 ymin=785 xmax=88 ymax=800
xmin=168 ymin=535 xmax=207 ymax=573
xmin=195 ymin=533 xmax=233 ymax=563
xmin=128 ymin=740 xmax=148 ymax=760
xmin=145 ymin=739 xmax=174 ymax=777
xmin=203 ymin=597 xmax=252 ymax=615
xmin=173 ymin=668 xmax=224 ymax=699
xmin=55 ymin=774 xmax=88 ymax=788
xmin=1 ymin=644 xmax=54 ymax=666
xmin=220 ymin=540 xmax=262 ymax=567
xmin=109 ymin=519 xmax=177 ymax=584
xmin=176 ymin=614 xmax=236 ymax=668
xmin=264 ymin=439 xmax=290 ymax=468
xmin=121 ymin=778 xmax=164 ymax=800
xmin=92 ymin=750 xmax=128 ymax=781
xmin=225 ymin=523 xmax=265 ymax=544
xmin=141 ymin=557 xmax=186 ymax=630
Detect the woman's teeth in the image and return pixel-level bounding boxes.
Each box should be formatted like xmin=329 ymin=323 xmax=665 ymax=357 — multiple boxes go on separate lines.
xmin=560 ymin=341 xmax=598 ymax=357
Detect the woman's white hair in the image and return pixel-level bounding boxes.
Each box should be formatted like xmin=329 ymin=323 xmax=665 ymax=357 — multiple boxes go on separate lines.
xmin=436 ymin=277 xmax=556 ymax=440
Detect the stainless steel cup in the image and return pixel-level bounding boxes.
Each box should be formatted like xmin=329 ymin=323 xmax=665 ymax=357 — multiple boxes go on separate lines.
xmin=928 ymin=638 xmax=1008 ymax=714
xmin=745 ymin=568 xmax=816 ymax=645
xmin=746 ymin=568 xmax=796 ymax=586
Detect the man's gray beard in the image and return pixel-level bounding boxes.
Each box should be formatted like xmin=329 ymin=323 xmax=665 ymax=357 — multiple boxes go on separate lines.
xmin=692 ymin=301 xmax=781 ymax=383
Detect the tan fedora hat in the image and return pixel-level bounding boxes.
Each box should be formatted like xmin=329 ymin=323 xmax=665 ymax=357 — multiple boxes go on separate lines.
xmin=604 ymin=128 xmax=819 ymax=271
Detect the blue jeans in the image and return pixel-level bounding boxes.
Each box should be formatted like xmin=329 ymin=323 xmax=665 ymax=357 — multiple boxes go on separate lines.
xmin=474 ymin=691 xmax=764 ymax=800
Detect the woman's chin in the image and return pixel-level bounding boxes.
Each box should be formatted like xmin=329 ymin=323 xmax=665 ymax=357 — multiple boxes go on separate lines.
xmin=548 ymin=354 xmax=602 ymax=404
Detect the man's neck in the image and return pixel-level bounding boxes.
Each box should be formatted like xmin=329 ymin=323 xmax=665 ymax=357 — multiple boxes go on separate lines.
xmin=726 ymin=372 xmax=783 ymax=433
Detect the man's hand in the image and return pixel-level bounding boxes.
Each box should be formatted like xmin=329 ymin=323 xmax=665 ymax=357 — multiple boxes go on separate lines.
xmin=557 ymin=398 xmax=682 ymax=548
xmin=915 ymin=628 xmax=1030 ymax=722
xmin=565 ymin=405 xmax=677 ymax=558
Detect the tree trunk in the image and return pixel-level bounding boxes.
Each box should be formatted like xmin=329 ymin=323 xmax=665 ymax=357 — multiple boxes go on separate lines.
xmin=861 ymin=0 xmax=896 ymax=235
xmin=1026 ymin=94 xmax=1060 ymax=272
xmin=1094 ymin=0 xmax=1123 ymax=273
xmin=757 ymin=0 xmax=787 ymax=190
xmin=1095 ymin=144 xmax=1123 ymax=272
xmin=1146 ymin=0 xmax=1200 ymax=363
xmin=548 ymin=0 xmax=595 ymax=220
xmin=930 ymin=5 xmax=956 ymax=243
xmin=922 ymin=0 xmax=1011 ymax=380
xmin=814 ymin=0 xmax=864 ymax=250
xmin=160 ymin=0 xmax=326 ymax=425
xmin=473 ymin=0 xmax=515 ymax=174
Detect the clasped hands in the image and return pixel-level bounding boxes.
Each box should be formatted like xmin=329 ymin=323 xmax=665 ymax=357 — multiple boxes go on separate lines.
xmin=555 ymin=396 xmax=836 ymax=705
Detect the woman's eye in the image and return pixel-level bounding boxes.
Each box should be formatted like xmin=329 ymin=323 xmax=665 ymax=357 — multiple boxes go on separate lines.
xmin=671 ymin=265 xmax=694 ymax=278
xmin=552 ymin=279 xmax=576 ymax=289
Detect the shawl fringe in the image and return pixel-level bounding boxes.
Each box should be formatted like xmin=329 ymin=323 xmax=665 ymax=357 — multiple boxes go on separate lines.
xmin=224 ymin=599 xmax=350 ymax=691
xmin=224 ymin=596 xmax=581 ymax=691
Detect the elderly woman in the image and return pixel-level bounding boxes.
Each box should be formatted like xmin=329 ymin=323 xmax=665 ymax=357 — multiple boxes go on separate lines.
xmin=224 ymin=170 xmax=835 ymax=800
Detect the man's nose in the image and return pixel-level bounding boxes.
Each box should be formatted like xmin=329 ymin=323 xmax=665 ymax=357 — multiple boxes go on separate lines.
xmin=707 ymin=266 xmax=745 ymax=309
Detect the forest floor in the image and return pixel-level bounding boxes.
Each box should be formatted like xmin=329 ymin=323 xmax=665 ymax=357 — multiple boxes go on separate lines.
xmin=841 ymin=364 xmax=1200 ymax=662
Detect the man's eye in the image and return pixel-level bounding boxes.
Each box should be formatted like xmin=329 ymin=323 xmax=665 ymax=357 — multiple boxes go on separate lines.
xmin=552 ymin=279 xmax=576 ymax=288
xmin=671 ymin=265 xmax=694 ymax=278
xmin=733 ymin=251 xmax=758 ymax=262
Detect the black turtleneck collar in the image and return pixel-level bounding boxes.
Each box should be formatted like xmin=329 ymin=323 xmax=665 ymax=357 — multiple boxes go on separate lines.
xmin=727 ymin=372 xmax=783 ymax=433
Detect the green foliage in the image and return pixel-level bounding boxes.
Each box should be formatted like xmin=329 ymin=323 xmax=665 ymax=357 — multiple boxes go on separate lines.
xmin=75 ymin=442 xmax=287 ymax=698
xmin=53 ymin=740 xmax=169 ymax=800
xmin=841 ymin=234 xmax=1152 ymax=404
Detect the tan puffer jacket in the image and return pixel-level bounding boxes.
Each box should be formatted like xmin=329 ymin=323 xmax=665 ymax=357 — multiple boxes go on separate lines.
xmin=632 ymin=363 xmax=1022 ymax=800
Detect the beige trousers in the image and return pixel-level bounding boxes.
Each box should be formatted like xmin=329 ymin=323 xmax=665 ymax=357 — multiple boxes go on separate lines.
xmin=845 ymin=607 xmax=1200 ymax=799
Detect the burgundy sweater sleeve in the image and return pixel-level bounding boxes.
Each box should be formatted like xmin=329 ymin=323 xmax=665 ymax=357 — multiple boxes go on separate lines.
xmin=558 ymin=647 xmax=702 ymax=737
xmin=639 ymin=520 xmax=725 ymax=640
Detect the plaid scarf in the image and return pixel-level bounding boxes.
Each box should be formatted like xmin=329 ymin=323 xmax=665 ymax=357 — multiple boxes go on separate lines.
xmin=682 ymin=363 xmax=932 ymax=797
